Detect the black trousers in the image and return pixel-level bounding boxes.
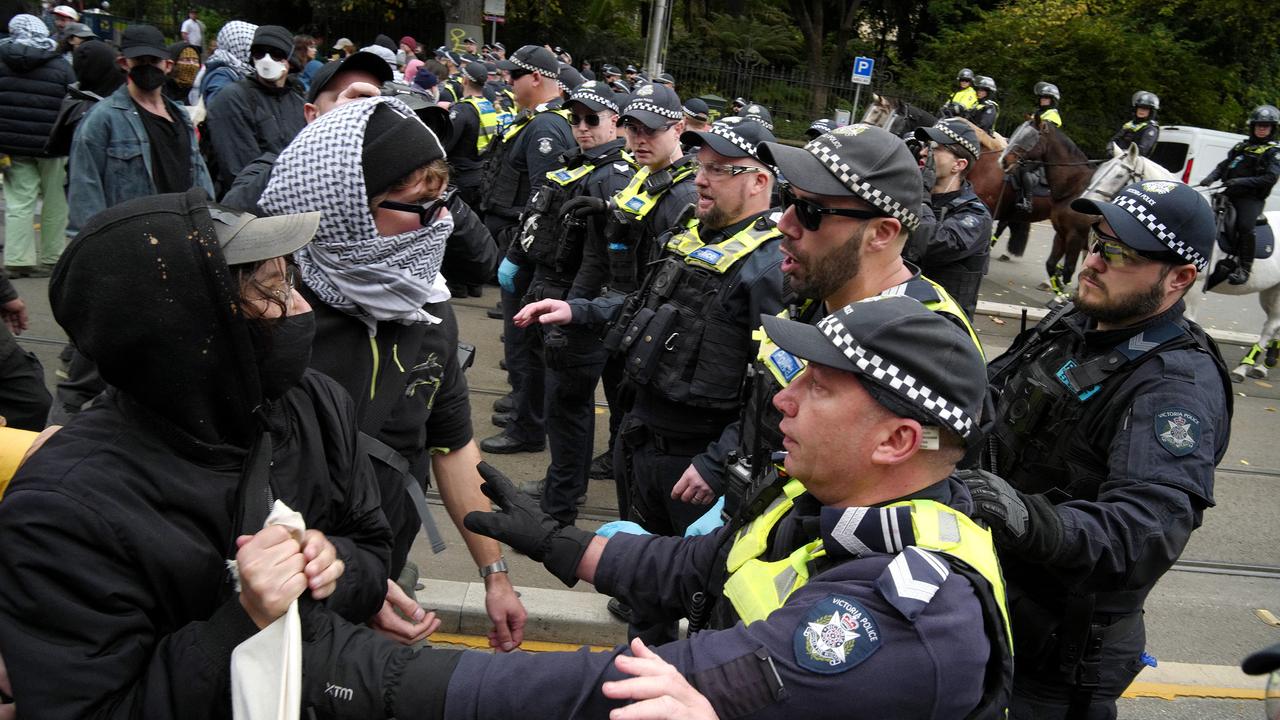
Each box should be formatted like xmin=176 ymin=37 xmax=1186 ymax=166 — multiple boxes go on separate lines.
xmin=614 ymin=413 xmax=718 ymax=536
xmin=1229 ymin=196 xmax=1265 ymax=266
xmin=500 ymin=264 xmax=545 ymax=444
xmin=540 ymin=325 xmax=606 ymax=526
xmin=0 ymin=332 xmax=50 ymax=431
xmin=1010 ymin=614 xmax=1146 ymax=720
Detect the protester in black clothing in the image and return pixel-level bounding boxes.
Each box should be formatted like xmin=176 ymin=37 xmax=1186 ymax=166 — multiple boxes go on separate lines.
xmin=206 ymin=24 xmax=307 ymax=191
xmin=72 ymin=38 xmax=124 ymax=96
xmin=0 ymin=268 xmax=50 ymax=430
xmin=0 ymin=189 xmax=407 ymax=717
xmin=162 ymin=41 xmax=200 ymax=104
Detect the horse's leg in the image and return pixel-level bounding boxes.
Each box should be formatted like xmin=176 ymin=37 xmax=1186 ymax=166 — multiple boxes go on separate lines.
xmin=1249 ymin=284 xmax=1280 ymax=377
xmin=1008 ymin=219 xmax=1029 ymax=256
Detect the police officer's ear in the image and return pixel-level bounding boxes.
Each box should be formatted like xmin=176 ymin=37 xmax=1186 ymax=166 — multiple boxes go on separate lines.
xmin=1167 ymin=263 xmax=1198 ymax=297
xmin=953 ymin=155 xmax=970 ymax=177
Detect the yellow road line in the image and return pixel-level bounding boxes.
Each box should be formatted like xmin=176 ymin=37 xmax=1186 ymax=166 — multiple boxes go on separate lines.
xmin=1122 ymin=681 xmax=1264 ymax=701
xmin=430 ymin=632 xmax=613 ymax=653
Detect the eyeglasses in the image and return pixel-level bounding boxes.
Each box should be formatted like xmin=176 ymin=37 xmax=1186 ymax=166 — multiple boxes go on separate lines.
xmin=569 ymin=113 xmax=605 ymax=128
xmin=698 ymin=161 xmax=762 ymax=179
xmin=379 ymin=198 xmax=447 ymax=226
xmin=508 ymin=68 xmax=534 ymax=82
xmin=1088 ymin=224 xmax=1146 ymax=267
xmin=250 ymin=48 xmax=287 ymax=62
xmin=780 ymin=184 xmax=885 ymax=231
xmin=621 ymin=120 xmax=677 ymax=137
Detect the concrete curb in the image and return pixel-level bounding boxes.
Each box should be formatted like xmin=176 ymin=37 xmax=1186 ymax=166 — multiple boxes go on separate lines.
xmin=417 ymin=579 xmax=629 ymax=648
xmin=975 ymin=300 xmax=1259 ymax=348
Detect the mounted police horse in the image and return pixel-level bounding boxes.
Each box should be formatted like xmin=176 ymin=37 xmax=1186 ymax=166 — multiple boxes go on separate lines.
xmin=1000 ymin=120 xmax=1099 ymax=292
xmin=1184 ymin=201 xmax=1280 ymax=382
xmin=860 ymin=94 xmax=938 ymax=135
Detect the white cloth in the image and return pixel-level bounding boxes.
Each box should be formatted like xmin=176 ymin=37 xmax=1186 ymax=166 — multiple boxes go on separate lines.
xmin=230 ymin=500 xmax=305 ymax=720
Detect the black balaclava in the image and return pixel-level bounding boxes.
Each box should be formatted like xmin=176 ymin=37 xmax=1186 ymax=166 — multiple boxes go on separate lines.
xmin=73 ymin=39 xmax=125 ymax=96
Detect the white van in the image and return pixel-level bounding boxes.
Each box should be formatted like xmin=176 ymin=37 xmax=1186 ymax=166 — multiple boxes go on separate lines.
xmin=1151 ymin=125 xmax=1280 ymax=213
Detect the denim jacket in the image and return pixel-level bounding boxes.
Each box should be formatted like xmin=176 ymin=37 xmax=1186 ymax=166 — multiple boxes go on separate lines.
xmin=67 ymin=85 xmax=214 ymax=236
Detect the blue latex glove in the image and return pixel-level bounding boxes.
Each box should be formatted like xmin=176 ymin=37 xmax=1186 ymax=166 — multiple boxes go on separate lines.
xmin=498 ymin=258 xmax=520 ymax=293
xmin=684 ymin=497 xmax=725 ymax=537
xmin=595 ymin=520 xmax=650 ymax=539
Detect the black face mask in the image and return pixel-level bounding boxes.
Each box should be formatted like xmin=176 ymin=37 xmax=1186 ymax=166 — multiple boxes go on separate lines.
xmin=128 ymin=63 xmax=166 ymax=92
xmin=247 ymin=311 xmax=315 ymax=400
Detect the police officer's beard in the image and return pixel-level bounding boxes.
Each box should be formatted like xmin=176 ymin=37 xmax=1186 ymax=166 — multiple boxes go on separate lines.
xmin=1073 ymin=266 xmax=1170 ymax=324
xmin=784 ymin=226 xmax=863 ymax=302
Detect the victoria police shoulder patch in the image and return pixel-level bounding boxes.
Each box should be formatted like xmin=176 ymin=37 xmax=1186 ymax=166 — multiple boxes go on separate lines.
xmin=1155 ymin=407 xmax=1201 ymax=457
xmin=794 ymin=594 xmax=882 ymax=674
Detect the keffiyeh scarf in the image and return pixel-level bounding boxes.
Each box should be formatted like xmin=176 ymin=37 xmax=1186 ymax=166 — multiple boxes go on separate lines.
xmin=207 ymin=20 xmax=256 ymax=78
xmin=6 ymin=14 xmax=56 ymax=51
xmin=259 ymin=97 xmax=453 ymax=334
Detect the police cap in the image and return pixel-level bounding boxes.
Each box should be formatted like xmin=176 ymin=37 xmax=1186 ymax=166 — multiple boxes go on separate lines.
xmin=805 ymin=118 xmax=835 ymax=140
xmin=1071 ymin=180 xmax=1214 ymax=271
xmin=758 ymin=124 xmax=923 ymax=231
xmin=915 ymin=117 xmax=980 ymax=161
xmin=681 ymin=116 xmax=775 ymax=164
xmin=738 ymin=103 xmax=774 ymax=131
xmin=682 ymin=98 xmax=710 ymax=122
xmin=497 ymin=45 xmax=559 ymax=79
xmin=620 ymin=83 xmax=683 ymax=129
xmin=566 ymin=81 xmax=621 ymax=114
xmin=762 ymin=295 xmax=984 ymax=446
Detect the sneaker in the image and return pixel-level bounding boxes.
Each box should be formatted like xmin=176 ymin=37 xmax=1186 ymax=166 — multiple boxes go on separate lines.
xmin=588 ymin=451 xmax=613 ymax=479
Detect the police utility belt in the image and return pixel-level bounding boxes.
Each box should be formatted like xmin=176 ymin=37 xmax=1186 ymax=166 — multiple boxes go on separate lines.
xmin=602 ymin=216 xmax=781 ymax=410
xmin=602 ymin=157 xmax=698 ymax=292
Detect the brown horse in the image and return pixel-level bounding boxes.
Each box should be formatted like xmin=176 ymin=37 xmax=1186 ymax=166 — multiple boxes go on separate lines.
xmin=1000 ymin=120 xmax=1098 ymax=291
xmin=946 ymin=119 xmax=1052 ymax=267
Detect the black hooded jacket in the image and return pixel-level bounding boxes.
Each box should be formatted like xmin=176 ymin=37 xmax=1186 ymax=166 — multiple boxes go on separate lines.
xmin=0 ymin=36 xmax=75 ymax=157
xmin=0 ymin=190 xmax=395 ymax=718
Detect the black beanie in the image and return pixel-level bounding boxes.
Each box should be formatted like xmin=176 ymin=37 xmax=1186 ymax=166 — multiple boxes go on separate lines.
xmin=362 ymin=103 xmax=446 ymax=199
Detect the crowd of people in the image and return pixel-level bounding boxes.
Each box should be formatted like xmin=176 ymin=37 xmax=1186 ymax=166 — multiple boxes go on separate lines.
xmin=0 ymin=8 xmax=1253 ymax=720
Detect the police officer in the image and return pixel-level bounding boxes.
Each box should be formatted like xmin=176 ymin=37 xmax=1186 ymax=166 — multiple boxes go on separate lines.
xmin=969 ymin=76 xmax=999 ymax=134
xmin=1108 ymin=91 xmax=1160 ymax=158
xmin=804 ymin=118 xmax=835 ymax=140
xmin=624 ymin=64 xmax=640 ymax=86
xmin=909 ymin=118 xmax=994 ymax=319
xmin=480 ymin=45 xmax=576 ymax=455
xmin=673 ymin=124 xmax=981 ymax=534
xmin=682 ymin=97 xmax=711 ymax=132
xmin=517 ymin=114 xmax=780 ymax=540
xmin=1199 ymin=105 xmax=1280 ymax=285
xmin=731 ymin=96 xmax=748 ymax=115
xmin=508 ymin=81 xmax=635 ymax=525
xmin=967 ymin=180 xmax=1232 ymax=719
xmin=603 ymin=64 xmax=629 ymax=94
xmin=1014 ymin=82 xmax=1062 ymax=213
xmin=449 ymin=295 xmax=1012 ymax=720
xmin=941 ymin=67 xmax=979 ymax=118
xmin=446 ymin=60 xmax=507 ymax=212
xmin=738 ymin=102 xmax=774 ymax=131
xmin=485 ymin=62 xmax=517 ymax=114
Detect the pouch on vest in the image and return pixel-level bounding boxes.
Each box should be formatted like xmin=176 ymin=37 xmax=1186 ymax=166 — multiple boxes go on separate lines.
xmin=623 ymin=304 xmax=678 ymax=386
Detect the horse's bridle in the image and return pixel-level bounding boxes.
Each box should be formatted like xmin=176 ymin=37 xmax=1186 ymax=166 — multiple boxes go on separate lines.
xmin=1082 ymin=159 xmax=1141 ymax=199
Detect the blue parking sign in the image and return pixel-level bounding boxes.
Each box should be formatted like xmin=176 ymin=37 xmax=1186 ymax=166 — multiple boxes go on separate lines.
xmin=852 ymin=56 xmax=874 ymax=85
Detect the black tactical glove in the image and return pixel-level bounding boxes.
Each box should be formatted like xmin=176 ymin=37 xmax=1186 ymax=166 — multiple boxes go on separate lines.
xmin=464 ymin=462 xmax=594 ymax=586
xmin=957 ymin=468 xmax=1063 ymax=561
xmin=561 ymin=195 xmax=607 ymax=219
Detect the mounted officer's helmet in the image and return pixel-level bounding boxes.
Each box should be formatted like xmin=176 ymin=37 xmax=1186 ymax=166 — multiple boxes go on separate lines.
xmin=1131 ymin=91 xmax=1159 ymax=111
xmin=976 ymin=76 xmax=997 ymax=94
xmin=956 ymin=68 xmax=975 ymax=83
xmin=1248 ymin=105 xmax=1280 ymax=128
xmin=1033 ymin=81 xmax=1060 ymax=101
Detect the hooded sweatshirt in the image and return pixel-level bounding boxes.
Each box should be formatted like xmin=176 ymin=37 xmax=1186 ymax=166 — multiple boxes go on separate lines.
xmin=0 ymin=189 xmax=395 ymax=718
xmin=0 ymin=13 xmax=75 ymax=156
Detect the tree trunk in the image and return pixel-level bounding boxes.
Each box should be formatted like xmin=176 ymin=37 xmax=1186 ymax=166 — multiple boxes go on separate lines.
xmin=790 ymin=0 xmax=827 ymax=117
xmin=443 ymin=0 xmax=483 ymax=25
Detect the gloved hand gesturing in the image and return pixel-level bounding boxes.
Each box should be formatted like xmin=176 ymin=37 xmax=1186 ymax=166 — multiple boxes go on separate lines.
xmin=464 ymin=462 xmax=594 ymax=586
xmin=956 ymin=468 xmax=1062 ymax=560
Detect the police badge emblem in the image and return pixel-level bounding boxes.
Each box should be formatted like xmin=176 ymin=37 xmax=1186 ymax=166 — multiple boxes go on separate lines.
xmin=538 ymin=137 xmax=553 ymax=155
xmin=1141 ymin=181 xmax=1177 ymax=195
xmin=794 ymin=595 xmax=882 ymax=674
xmin=1155 ymin=408 xmax=1201 ymax=456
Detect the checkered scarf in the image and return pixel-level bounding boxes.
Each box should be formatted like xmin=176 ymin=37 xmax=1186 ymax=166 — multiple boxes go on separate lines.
xmin=207 ymin=20 xmax=256 ymax=78
xmin=259 ymin=97 xmax=453 ymax=333
xmin=5 ymin=14 xmax=56 ymax=51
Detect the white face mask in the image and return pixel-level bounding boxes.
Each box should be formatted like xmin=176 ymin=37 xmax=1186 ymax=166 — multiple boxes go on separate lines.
xmin=254 ymin=56 xmax=287 ymax=81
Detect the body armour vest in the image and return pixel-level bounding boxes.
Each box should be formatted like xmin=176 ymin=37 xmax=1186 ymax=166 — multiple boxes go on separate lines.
xmin=518 ymin=145 xmax=632 ymax=277
xmin=603 ymin=216 xmax=781 ymax=409
xmin=983 ymin=302 xmax=1230 ymax=499
xmin=459 ymin=96 xmax=504 ymax=155
xmin=718 ymin=478 xmax=1013 ymax=720
xmin=479 ymin=103 xmax=572 ymax=218
xmin=603 ymin=157 xmax=698 ymax=293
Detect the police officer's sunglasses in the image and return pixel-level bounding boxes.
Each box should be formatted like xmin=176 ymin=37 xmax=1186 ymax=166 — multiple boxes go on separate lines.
xmin=780 ymin=184 xmax=885 ymax=231
xmin=1088 ymin=223 xmax=1147 ymax=267
xmin=620 ymin=120 xmax=678 ymax=137
xmin=698 ymin=161 xmax=763 ymax=179
xmin=379 ymin=198 xmax=447 ymax=226
xmin=569 ymin=113 xmax=605 ymax=127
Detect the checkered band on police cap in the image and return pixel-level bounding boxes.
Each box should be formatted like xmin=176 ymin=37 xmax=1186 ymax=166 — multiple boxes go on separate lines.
xmin=933 ymin=120 xmax=979 ymax=159
xmin=816 ymin=312 xmax=975 ymax=438
xmin=1111 ymin=195 xmax=1208 ymax=270
xmin=569 ymin=85 xmax=620 ymax=113
xmin=706 ymin=117 xmax=760 ymax=159
xmin=507 ymin=52 xmax=558 ymax=79
xmin=803 ymin=132 xmax=922 ymax=231
xmin=625 ymin=99 xmax=683 ymax=120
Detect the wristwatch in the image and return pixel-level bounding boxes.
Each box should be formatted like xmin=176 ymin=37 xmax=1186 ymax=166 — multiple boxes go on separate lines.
xmin=478 ymin=557 xmax=509 ymax=579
